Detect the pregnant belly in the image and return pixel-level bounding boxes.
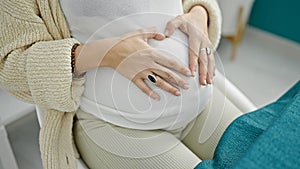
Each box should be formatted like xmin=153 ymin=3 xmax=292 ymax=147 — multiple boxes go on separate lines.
xmin=80 ymin=13 xmax=212 ymax=130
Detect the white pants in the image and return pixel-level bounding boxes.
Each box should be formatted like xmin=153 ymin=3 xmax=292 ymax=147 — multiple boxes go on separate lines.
xmin=74 ymin=87 xmax=242 ymax=169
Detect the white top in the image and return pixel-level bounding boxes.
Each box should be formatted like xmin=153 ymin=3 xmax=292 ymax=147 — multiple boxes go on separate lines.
xmin=60 ymin=0 xmax=212 ymax=130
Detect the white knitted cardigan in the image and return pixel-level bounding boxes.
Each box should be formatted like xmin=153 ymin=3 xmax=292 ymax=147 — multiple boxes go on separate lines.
xmin=0 ymin=0 xmax=221 ymax=168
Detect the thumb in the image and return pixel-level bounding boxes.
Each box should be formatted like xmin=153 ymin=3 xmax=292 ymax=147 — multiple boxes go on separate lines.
xmin=143 ymin=27 xmax=165 ymax=40
xmin=165 ymin=17 xmax=183 ymax=37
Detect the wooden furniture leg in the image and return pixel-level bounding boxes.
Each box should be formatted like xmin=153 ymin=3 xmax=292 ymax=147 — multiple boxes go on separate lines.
xmin=226 ymin=6 xmax=246 ymax=60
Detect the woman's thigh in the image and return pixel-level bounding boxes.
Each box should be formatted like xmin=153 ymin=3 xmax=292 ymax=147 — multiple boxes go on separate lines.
xmin=181 ymin=86 xmax=243 ymax=160
xmin=74 ymin=109 xmax=201 ymax=169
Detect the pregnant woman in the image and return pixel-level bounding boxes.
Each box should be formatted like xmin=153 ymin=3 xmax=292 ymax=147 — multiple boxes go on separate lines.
xmin=0 ymin=0 xmax=242 ymax=168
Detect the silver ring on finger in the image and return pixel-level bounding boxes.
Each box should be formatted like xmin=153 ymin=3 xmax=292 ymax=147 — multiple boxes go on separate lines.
xmin=147 ymin=74 xmax=157 ymax=84
xmin=200 ymin=47 xmax=212 ymax=56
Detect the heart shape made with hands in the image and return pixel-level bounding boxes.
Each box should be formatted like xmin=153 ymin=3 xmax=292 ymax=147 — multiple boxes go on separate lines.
xmin=81 ymin=13 xmax=212 ymax=131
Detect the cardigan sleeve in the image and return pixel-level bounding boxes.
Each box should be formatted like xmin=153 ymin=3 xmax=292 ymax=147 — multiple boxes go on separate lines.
xmin=182 ymin=0 xmax=222 ymax=49
xmin=0 ymin=1 xmax=82 ymax=112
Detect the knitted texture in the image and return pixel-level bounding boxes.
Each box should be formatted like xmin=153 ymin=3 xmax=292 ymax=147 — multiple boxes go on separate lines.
xmin=0 ymin=0 xmax=84 ymax=168
xmin=0 ymin=0 xmax=220 ymax=168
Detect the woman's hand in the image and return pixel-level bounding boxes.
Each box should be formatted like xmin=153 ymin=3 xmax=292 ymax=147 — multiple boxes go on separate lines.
xmin=164 ymin=6 xmax=215 ymax=85
xmin=75 ymin=27 xmax=191 ymax=101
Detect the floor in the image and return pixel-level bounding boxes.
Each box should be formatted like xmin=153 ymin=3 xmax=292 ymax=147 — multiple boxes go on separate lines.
xmin=218 ymin=26 xmax=300 ymax=108
xmin=1 ymin=26 xmax=300 ymax=169
xmin=4 ymin=112 xmax=42 ymax=169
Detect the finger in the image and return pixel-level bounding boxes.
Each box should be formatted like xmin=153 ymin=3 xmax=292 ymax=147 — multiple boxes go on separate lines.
xmin=134 ymin=78 xmax=160 ymax=101
xmin=153 ymin=75 xmax=181 ymax=96
xmin=189 ymin=50 xmax=198 ymax=77
xmin=198 ymin=48 xmax=208 ymax=86
xmin=142 ymin=27 xmax=165 ymax=41
xmin=181 ymin=25 xmax=202 ymax=77
xmin=165 ymin=16 xmax=183 ymax=37
xmin=206 ymin=52 xmax=215 ymax=84
xmin=152 ymin=50 xmax=191 ymax=76
xmin=152 ymin=66 xmax=189 ymax=90
xmin=188 ymin=35 xmax=201 ymax=77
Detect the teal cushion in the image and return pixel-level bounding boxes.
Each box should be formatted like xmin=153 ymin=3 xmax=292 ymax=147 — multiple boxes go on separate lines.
xmin=196 ymin=81 xmax=300 ymax=169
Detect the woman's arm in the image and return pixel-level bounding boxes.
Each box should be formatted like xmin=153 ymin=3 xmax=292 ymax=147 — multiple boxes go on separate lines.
xmin=74 ymin=27 xmax=192 ymax=100
xmin=0 ymin=1 xmax=81 ymax=111
xmin=0 ymin=0 xmax=191 ymax=105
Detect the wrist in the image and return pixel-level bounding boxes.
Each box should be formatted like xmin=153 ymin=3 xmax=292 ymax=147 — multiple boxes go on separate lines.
xmin=99 ymin=37 xmax=122 ymax=68
xmin=74 ymin=44 xmax=84 ymax=74
xmin=189 ymin=5 xmax=209 ymax=26
xmin=74 ymin=44 xmax=83 ymax=59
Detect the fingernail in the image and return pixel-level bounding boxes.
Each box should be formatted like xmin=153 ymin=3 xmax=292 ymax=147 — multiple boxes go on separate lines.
xmin=192 ymin=71 xmax=196 ymax=77
xmin=165 ymin=30 xmax=170 ymax=36
xmin=186 ymin=71 xmax=192 ymax=76
xmin=203 ymin=80 xmax=207 ymax=86
xmin=175 ymin=91 xmax=181 ymax=96
xmin=151 ymin=93 xmax=160 ymax=101
xmin=183 ymin=84 xmax=190 ymax=89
